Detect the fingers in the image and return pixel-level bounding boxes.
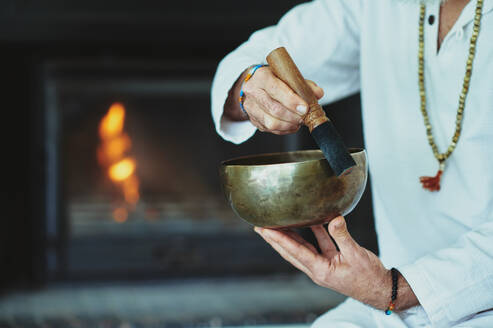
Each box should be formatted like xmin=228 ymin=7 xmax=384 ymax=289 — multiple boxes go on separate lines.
xmin=260 ymin=232 xmax=313 ymax=277
xmin=311 ymin=225 xmax=338 ymax=257
xmin=260 ymin=73 xmax=308 ymax=116
xmin=241 ymin=67 xmax=326 ymax=135
xmin=305 ymin=80 xmax=324 ymax=100
xmin=241 ymin=66 xmax=325 ymax=135
xmin=256 ymin=92 xmax=304 ymax=124
xmin=243 ymin=93 xmax=301 ymax=134
xmin=328 ymin=216 xmax=359 ymax=255
xmin=283 ymin=229 xmax=318 ymax=253
xmin=254 ymin=227 xmax=320 ymax=270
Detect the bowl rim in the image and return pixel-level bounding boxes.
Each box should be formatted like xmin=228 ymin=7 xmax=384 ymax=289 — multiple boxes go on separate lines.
xmin=220 ymin=148 xmax=365 ymax=168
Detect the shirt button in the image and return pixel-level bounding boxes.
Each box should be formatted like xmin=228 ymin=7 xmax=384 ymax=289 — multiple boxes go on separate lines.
xmin=428 ymin=15 xmax=435 ymax=25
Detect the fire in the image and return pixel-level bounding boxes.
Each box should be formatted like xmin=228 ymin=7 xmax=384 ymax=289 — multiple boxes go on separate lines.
xmin=109 ymin=157 xmax=136 ymax=182
xmin=99 ymin=103 xmax=125 ymax=139
xmin=98 ymin=102 xmax=140 ymax=222
xmin=97 ymin=135 xmax=131 ymax=166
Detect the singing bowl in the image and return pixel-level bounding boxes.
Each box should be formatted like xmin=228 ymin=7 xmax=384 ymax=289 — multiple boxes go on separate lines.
xmin=219 ymin=149 xmax=367 ymax=229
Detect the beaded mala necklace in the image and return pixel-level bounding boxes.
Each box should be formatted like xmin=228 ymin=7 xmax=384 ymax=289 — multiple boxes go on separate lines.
xmin=418 ymin=0 xmax=483 ymax=191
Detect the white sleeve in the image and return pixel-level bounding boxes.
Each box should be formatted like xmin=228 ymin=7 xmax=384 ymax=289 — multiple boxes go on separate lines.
xmin=397 ymin=220 xmax=493 ymax=327
xmin=211 ymin=0 xmax=362 ymax=144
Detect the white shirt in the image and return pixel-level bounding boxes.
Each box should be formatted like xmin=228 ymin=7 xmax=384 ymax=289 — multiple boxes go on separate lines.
xmin=211 ymin=1 xmax=493 ymax=327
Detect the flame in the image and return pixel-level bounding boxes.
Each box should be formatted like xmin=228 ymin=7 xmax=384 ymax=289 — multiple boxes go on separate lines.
xmin=97 ymin=135 xmax=131 ymax=166
xmin=109 ymin=157 xmax=136 ymax=182
xmin=98 ymin=102 xmax=140 ymax=222
xmin=99 ymin=103 xmax=125 ymax=139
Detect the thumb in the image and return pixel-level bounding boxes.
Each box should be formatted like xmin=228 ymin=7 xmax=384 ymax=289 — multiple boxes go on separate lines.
xmin=328 ymin=216 xmax=358 ymax=254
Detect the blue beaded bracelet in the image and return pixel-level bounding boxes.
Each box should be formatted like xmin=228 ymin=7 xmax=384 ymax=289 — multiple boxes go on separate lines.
xmin=238 ymin=64 xmax=267 ymax=117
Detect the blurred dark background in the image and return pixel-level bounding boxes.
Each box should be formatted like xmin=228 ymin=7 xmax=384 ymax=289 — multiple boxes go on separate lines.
xmin=1 ymin=0 xmax=376 ymax=327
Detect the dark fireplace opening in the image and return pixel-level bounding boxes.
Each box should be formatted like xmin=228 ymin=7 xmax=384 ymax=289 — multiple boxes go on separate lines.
xmin=44 ymin=60 xmax=301 ymax=281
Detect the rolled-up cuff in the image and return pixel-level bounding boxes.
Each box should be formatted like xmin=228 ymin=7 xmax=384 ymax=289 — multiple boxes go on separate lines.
xmin=217 ymin=116 xmax=257 ymax=144
xmin=397 ymin=262 xmax=446 ymax=327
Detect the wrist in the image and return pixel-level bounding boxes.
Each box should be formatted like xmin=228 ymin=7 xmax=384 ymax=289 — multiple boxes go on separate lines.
xmin=357 ymin=268 xmax=392 ymax=311
xmin=223 ymin=69 xmax=250 ymax=121
xmin=393 ymin=270 xmax=419 ymax=312
xmin=374 ymin=268 xmax=393 ymax=311
xmin=384 ymin=268 xmax=398 ymax=315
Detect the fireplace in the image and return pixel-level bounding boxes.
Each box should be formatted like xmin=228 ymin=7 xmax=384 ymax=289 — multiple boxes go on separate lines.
xmin=0 ymin=0 xmax=378 ymax=325
xmin=2 ymin=57 xmax=376 ymax=328
xmin=41 ymin=59 xmax=303 ymax=281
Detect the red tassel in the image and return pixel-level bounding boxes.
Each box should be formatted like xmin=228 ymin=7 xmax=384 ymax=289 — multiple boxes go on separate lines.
xmin=419 ymin=170 xmax=443 ymax=191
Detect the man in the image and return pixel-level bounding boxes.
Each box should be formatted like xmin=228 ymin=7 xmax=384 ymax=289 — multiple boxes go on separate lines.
xmin=211 ymin=0 xmax=493 ymax=327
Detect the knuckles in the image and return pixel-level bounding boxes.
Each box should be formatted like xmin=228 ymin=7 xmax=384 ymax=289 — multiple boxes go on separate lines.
xmin=263 ymin=116 xmax=280 ymax=130
xmin=243 ymin=67 xmax=302 ymax=134
xmin=269 ymin=103 xmax=285 ymax=118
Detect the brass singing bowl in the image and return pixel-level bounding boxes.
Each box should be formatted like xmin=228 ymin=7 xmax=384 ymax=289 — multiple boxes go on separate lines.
xmin=219 ymin=149 xmax=367 ymax=229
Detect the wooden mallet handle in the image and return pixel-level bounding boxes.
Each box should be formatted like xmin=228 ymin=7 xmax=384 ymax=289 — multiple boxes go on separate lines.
xmin=266 ymin=47 xmax=356 ymax=176
xmin=266 ymin=47 xmax=328 ymax=132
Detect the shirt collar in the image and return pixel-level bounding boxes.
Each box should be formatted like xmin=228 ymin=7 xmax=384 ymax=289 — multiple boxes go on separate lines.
xmin=455 ymin=0 xmax=493 ymax=30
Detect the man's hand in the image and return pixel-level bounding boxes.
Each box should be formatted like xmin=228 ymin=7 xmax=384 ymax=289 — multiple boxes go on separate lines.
xmin=254 ymin=216 xmax=419 ymax=311
xmin=223 ymin=66 xmax=324 ymax=135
